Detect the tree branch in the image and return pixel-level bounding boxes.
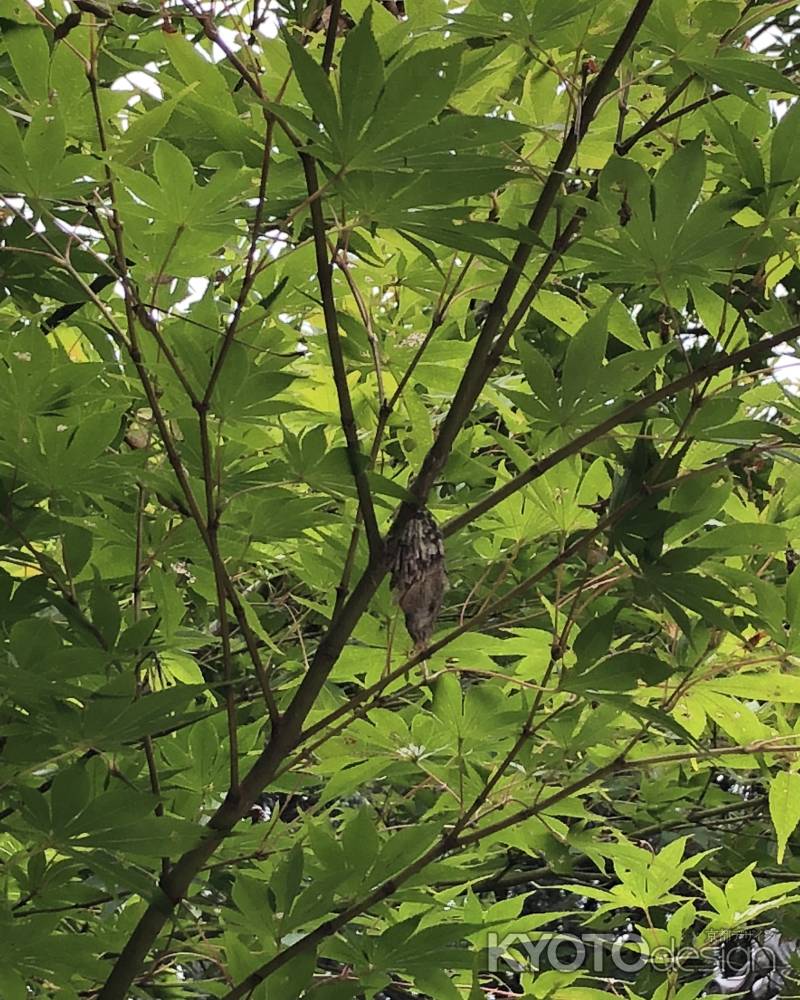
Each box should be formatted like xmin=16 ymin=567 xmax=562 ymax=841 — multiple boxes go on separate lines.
xmin=218 ymin=731 xmax=647 ymax=1000
xmin=321 ymin=0 xmax=341 ymax=74
xmin=203 ymin=115 xmax=275 ymax=407
xmin=442 ymin=322 xmax=800 ymax=537
xmin=300 ymin=151 xmax=383 ymax=558
xmin=292 ymin=438 xmax=788 ymax=765
xmin=404 ymin=0 xmax=656 ymax=510
xmin=220 ymin=729 xmax=800 ymax=999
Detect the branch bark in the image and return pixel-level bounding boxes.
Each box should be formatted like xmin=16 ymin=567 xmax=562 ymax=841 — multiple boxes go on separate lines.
xmin=403 ymin=0 xmax=656 ymax=510
xmin=442 ymin=322 xmax=800 ymax=537
xmin=300 ymin=151 xmax=383 ymax=558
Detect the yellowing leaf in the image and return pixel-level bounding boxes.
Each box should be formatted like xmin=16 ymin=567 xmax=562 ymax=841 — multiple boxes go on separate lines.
xmin=769 ymin=770 xmax=800 ymax=863
xmin=532 ymin=289 xmax=586 ymax=335
xmin=765 ymin=252 xmax=796 ymax=293
xmin=732 ymin=206 xmax=764 ymax=227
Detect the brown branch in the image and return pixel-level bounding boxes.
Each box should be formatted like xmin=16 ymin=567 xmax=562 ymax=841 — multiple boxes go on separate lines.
xmin=13 ymin=893 xmax=121 ymax=918
xmin=632 ymin=795 xmax=766 ymax=840
xmin=221 ymin=730 xmax=800 ymax=1000
xmin=133 ymin=302 xmax=200 ymax=405
xmin=404 ymin=0 xmax=656 ymax=511
xmin=203 ymin=115 xmax=275 ymax=407
xmin=300 ymin=152 xmax=383 ymax=557
xmin=186 ymin=2 xmax=264 ymax=97
xmin=434 ymin=794 xmax=766 ymax=894
xmin=619 ymin=61 xmax=800 ymax=154
xmin=218 ymin=730 xmax=647 ymax=1000
xmin=197 ymin=405 xmax=241 ymax=794
xmin=333 ymin=246 xmax=386 ymax=409
xmin=386 ymin=255 xmax=474 ymax=419
xmin=460 ymin=738 xmax=800 ymax=849
xmin=443 ymin=322 xmax=800 ymax=537
xmin=321 ymin=0 xmax=341 ymax=74
xmin=130 ymin=485 xmax=168 ymax=874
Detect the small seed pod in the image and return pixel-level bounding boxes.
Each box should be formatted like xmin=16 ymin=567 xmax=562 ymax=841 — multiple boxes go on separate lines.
xmin=390 ymin=508 xmax=448 ymax=647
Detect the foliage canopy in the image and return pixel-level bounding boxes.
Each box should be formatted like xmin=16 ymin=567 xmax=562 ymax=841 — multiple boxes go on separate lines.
xmin=4 ymin=0 xmax=800 ymax=997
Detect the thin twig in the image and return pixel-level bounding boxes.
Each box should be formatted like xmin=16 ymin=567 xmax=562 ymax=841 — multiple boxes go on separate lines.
xmin=300 ymin=151 xmax=382 ymax=558
xmin=333 ymin=245 xmax=386 ymax=409
xmin=204 ymin=115 xmax=275 ymax=407
xmin=131 ymin=483 xmax=167 ymax=873
xmin=442 ymin=321 xmax=800 ymax=536
xmin=321 ymin=0 xmax=341 ymax=74
xmin=197 ymin=405 xmax=240 ymax=794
